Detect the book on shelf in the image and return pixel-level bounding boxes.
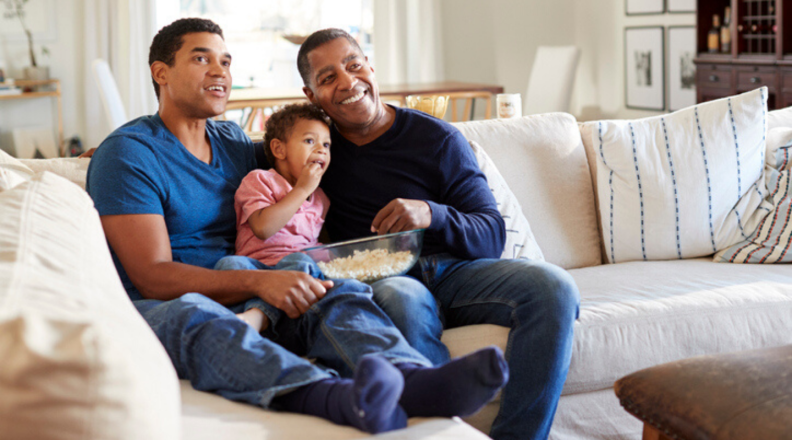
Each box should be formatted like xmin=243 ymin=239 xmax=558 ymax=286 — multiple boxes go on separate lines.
xmin=0 ymin=87 xmax=22 ymax=96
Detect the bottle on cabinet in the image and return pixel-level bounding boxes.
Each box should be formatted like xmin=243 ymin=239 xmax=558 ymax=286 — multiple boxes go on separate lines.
xmin=708 ymin=14 xmax=720 ymax=53
xmin=721 ymin=7 xmax=731 ymax=53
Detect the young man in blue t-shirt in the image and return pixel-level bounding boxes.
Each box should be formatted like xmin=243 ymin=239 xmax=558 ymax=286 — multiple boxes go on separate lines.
xmin=296 ymin=29 xmax=581 ymax=440
xmin=86 ymin=18 xmax=508 ymax=434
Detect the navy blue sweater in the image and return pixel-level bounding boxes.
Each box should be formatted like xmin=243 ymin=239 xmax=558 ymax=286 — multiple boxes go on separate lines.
xmin=320 ymin=107 xmax=505 ymax=259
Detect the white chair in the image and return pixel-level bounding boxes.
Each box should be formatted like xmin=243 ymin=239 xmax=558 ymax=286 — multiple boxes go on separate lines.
xmin=524 ymin=46 xmax=581 ymax=115
xmin=91 ymin=59 xmax=127 ymax=132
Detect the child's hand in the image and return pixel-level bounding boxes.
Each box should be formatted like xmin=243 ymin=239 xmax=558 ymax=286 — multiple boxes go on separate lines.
xmin=294 ymin=162 xmax=324 ymax=194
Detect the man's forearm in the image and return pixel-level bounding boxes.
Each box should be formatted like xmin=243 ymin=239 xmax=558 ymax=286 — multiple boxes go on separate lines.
xmin=427 ymin=203 xmax=506 ymax=259
xmin=132 ymin=260 xmax=258 ymax=304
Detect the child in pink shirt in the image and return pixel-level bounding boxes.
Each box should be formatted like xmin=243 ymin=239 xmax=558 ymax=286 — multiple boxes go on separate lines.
xmin=233 ymin=103 xmax=331 ymax=332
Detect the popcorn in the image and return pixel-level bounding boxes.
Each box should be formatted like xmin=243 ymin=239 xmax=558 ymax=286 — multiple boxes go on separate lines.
xmin=317 ymin=248 xmax=416 ymax=283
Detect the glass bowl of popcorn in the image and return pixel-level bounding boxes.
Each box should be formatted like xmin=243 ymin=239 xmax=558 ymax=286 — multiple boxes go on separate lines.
xmin=301 ymin=229 xmax=425 ymax=284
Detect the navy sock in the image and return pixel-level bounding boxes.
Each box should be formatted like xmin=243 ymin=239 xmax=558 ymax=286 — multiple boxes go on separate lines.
xmin=273 ymin=356 xmax=407 ymax=433
xmin=397 ymin=346 xmax=509 ymax=418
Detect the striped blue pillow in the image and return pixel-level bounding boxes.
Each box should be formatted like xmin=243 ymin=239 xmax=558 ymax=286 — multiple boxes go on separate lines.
xmin=595 ymin=88 xmax=769 ymax=263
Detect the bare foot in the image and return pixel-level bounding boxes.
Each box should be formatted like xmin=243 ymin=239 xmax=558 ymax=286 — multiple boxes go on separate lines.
xmin=236 ymin=308 xmax=270 ymax=333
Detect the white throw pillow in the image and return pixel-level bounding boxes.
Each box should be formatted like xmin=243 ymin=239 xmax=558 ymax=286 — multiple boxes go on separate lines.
xmin=0 ymin=172 xmax=181 ymax=440
xmin=469 ymin=140 xmax=544 ymax=261
xmin=594 ymin=87 xmax=770 ymax=263
xmin=0 ymin=148 xmax=34 ymax=191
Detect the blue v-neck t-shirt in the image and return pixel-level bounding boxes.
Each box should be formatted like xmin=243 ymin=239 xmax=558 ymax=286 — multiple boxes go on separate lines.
xmin=86 ymin=113 xmax=256 ymax=300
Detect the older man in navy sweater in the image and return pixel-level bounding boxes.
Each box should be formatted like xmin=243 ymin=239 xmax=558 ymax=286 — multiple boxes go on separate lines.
xmin=297 ymin=29 xmax=580 ymax=440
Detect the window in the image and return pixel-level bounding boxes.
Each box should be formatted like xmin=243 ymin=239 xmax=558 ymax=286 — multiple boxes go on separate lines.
xmin=157 ymin=0 xmax=374 ymax=89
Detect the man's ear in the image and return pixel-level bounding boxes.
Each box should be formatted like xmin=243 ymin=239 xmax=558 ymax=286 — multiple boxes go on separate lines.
xmin=270 ymin=139 xmax=287 ymax=160
xmin=303 ymin=86 xmax=318 ymax=105
xmin=151 ymin=61 xmax=168 ymax=89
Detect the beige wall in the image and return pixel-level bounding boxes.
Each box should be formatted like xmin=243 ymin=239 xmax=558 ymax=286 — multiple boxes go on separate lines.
xmin=0 ymin=0 xmax=84 ymax=156
xmin=571 ymin=0 xmax=695 ymax=120
xmin=441 ymin=0 xmax=575 ymax=106
xmin=440 ymin=0 xmax=696 ymax=121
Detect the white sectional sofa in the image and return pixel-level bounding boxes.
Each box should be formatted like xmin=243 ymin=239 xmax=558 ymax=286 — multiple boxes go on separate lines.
xmin=2 ymin=100 xmax=791 ymax=440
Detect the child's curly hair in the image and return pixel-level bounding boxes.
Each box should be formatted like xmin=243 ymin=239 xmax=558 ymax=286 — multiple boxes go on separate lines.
xmin=263 ymin=103 xmax=331 ymax=165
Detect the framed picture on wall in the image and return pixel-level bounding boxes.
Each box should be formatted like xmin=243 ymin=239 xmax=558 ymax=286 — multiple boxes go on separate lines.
xmin=626 ymin=0 xmax=664 ymax=15
xmin=625 ymin=26 xmax=665 ymax=111
xmin=668 ymin=26 xmax=697 ymax=111
xmin=667 ymin=0 xmax=696 ymax=13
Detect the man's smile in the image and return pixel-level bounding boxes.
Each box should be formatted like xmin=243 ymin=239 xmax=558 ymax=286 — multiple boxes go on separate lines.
xmin=205 ymin=83 xmax=227 ymax=97
xmin=340 ymin=90 xmax=366 ymax=105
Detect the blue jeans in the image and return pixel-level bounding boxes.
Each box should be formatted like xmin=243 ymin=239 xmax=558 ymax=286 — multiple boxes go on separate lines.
xmin=372 ymin=254 xmax=580 ymax=440
xmin=133 ymin=253 xmax=431 ymax=409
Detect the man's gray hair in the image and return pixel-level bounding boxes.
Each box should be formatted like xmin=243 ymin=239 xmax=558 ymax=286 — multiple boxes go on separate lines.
xmin=297 ymin=28 xmax=364 ymax=86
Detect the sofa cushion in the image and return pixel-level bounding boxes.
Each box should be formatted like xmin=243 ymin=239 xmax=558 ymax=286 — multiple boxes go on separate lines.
xmin=564 ymin=258 xmax=792 ymax=396
xmin=469 ymin=140 xmax=544 ymax=261
xmin=179 ymin=380 xmax=491 ymax=440
xmin=592 ymin=88 xmax=769 ymax=263
xmin=454 ymin=113 xmax=601 ymax=269
xmin=0 ymin=172 xmax=181 ymax=440
xmin=0 ymin=148 xmax=34 ymax=191
xmin=715 ymin=127 xmax=792 ymax=263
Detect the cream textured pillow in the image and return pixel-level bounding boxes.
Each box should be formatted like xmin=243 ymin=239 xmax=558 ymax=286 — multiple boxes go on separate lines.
xmin=0 ymin=148 xmax=34 ymax=191
xmin=0 ymin=172 xmax=181 ymax=440
xmin=595 ymin=87 xmax=770 ymax=263
xmin=455 ymin=114 xmax=601 ymax=270
xmin=19 ymin=157 xmax=90 ymax=190
xmin=768 ymin=105 xmax=792 ymax=130
xmin=469 ymin=140 xmax=544 ymax=261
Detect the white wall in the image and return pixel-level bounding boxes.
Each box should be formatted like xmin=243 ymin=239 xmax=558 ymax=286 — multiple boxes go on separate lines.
xmin=570 ymin=0 xmax=695 ymax=120
xmin=439 ymin=0 xmax=696 ymax=121
xmin=0 ymin=0 xmax=85 ymax=156
xmin=440 ymin=0 xmax=575 ymax=105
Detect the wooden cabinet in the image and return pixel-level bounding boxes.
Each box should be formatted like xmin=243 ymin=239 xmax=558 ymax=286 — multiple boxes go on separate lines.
xmin=781 ymin=68 xmax=792 ymax=106
xmin=694 ymin=0 xmax=791 ymax=110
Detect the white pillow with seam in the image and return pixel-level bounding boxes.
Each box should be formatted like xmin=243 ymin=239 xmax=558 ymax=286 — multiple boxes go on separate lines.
xmin=0 ymin=172 xmax=181 ymax=440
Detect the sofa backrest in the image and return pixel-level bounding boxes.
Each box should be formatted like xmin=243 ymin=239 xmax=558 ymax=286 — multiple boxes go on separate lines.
xmin=454 ymin=113 xmax=602 ymax=269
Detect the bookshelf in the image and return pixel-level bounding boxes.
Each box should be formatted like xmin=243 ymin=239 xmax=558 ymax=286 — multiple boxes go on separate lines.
xmin=0 ymin=79 xmax=64 ymax=155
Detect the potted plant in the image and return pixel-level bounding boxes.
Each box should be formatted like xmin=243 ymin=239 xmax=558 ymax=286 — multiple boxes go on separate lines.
xmin=3 ymin=0 xmax=49 ymax=81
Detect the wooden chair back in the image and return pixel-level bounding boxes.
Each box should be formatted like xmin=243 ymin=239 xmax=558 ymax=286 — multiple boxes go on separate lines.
xmin=404 ymin=91 xmax=493 ymax=122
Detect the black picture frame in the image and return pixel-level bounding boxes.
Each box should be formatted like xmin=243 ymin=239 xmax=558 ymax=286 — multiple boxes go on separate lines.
xmin=667 ymin=26 xmax=697 ymax=111
xmin=626 ymin=0 xmax=665 ymax=16
xmin=666 ymin=0 xmax=696 ymax=14
xmin=625 ymin=26 xmax=666 ymax=111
